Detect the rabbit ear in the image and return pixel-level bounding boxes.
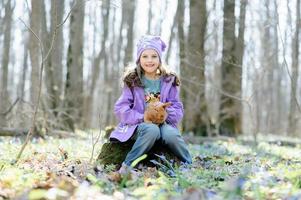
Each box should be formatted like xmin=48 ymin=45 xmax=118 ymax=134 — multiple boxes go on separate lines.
xmin=162 ymin=102 xmax=172 ymax=109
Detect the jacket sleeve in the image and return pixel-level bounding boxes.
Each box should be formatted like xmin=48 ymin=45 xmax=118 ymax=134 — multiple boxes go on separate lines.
xmin=114 ymin=86 xmax=144 ymax=125
xmin=165 ymin=85 xmax=184 ymax=125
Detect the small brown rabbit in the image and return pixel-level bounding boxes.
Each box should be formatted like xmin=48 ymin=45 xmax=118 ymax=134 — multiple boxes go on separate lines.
xmin=144 ymin=101 xmax=172 ymax=124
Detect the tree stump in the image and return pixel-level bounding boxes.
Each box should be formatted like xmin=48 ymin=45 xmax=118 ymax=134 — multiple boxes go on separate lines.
xmin=96 ymin=126 xmax=180 ymax=167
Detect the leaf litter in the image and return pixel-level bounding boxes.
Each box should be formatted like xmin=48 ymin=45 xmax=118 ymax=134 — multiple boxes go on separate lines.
xmin=1 ymin=133 xmax=301 ymax=199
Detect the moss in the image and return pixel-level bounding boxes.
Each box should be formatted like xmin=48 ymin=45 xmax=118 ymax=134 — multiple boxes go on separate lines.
xmin=97 ymin=141 xmax=134 ymax=166
xmin=97 ymin=141 xmax=179 ymax=167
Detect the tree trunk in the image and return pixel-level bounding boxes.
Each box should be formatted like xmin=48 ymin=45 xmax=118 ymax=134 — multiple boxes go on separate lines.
xmin=116 ymin=3 xmax=126 ymax=67
xmin=82 ymin=8 xmax=100 ymax=128
xmin=123 ymin=0 xmax=136 ymax=66
xmin=155 ymin=1 xmax=167 ymax=35
xmin=235 ymin=0 xmax=247 ymax=68
xmin=182 ymin=0 xmax=207 ymax=135
xmin=41 ymin=0 xmax=51 ymax=82
xmin=63 ymin=1 xmax=85 ymax=131
xmin=84 ymin=1 xmax=110 ymax=128
xmin=38 ymin=0 xmax=53 ymax=131
xmin=104 ymin=0 xmax=135 ymax=126
xmin=49 ymin=0 xmax=64 ymax=117
xmin=205 ymin=0 xmax=221 ymax=136
xmin=220 ymin=0 xmax=241 ymax=135
xmin=258 ymin=1 xmax=270 ymax=134
xmin=165 ymin=12 xmax=177 ymax=63
xmin=288 ymin=0 xmax=300 ymax=136
xmin=270 ymin=0 xmax=281 ymax=134
xmin=0 ymin=0 xmax=13 ymax=126
xmin=109 ymin=7 xmax=120 ymax=126
xmin=259 ymin=0 xmax=281 ymax=135
xmin=147 ymin=0 xmax=152 ymax=34
xmin=29 ymin=0 xmax=42 ymax=107
xmin=16 ymin=29 xmax=30 ymax=128
xmin=39 ymin=0 xmax=64 ymax=129
xmin=236 ymin=0 xmax=247 ymax=134
xmin=177 ymin=0 xmax=186 ymax=130
xmin=100 ymin=1 xmax=113 ymax=126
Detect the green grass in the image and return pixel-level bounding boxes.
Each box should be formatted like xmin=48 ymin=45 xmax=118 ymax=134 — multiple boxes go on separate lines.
xmin=1 ymin=132 xmax=301 ymax=199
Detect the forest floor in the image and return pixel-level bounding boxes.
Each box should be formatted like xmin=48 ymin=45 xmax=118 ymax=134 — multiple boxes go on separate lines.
xmin=1 ymin=131 xmax=301 ymax=200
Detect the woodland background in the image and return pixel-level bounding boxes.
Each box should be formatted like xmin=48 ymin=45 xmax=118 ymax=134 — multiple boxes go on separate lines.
xmin=0 ymin=0 xmax=300 ymax=137
xmin=1 ymin=0 xmax=301 ymax=199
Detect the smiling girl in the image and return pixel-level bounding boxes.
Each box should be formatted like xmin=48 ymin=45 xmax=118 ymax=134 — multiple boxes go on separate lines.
xmin=109 ymin=35 xmax=192 ymax=173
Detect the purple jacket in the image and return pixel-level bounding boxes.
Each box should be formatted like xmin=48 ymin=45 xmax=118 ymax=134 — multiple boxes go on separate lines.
xmin=110 ymin=75 xmax=184 ymax=142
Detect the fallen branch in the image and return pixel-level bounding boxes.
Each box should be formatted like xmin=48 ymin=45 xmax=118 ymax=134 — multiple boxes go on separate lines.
xmin=0 ymin=128 xmax=28 ymax=137
xmin=0 ymin=127 xmax=76 ymax=138
xmin=49 ymin=129 xmax=77 ymax=138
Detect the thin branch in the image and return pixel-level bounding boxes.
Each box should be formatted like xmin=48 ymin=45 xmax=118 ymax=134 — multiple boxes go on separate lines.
xmin=57 ymin=0 xmax=90 ymax=28
xmin=0 ymin=98 xmax=19 ymax=116
xmin=14 ymin=0 xmax=76 ymax=163
xmin=89 ymin=114 xmax=103 ymax=164
xmin=277 ymin=24 xmax=301 ymax=114
xmin=15 ymin=17 xmax=46 ymax=163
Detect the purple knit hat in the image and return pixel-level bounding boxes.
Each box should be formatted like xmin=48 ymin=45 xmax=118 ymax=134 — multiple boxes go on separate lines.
xmin=136 ymin=35 xmax=167 ymax=64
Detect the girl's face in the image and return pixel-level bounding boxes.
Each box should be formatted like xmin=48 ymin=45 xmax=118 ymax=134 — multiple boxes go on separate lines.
xmin=139 ymin=49 xmax=160 ymax=79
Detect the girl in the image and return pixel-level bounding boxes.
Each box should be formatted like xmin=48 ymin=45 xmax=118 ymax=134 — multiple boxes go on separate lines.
xmin=110 ymin=35 xmax=192 ymax=173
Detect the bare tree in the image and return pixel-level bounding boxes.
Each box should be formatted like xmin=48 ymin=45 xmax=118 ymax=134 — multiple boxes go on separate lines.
xmin=0 ymin=0 xmax=13 ymax=126
xmin=47 ymin=0 xmax=65 ymax=117
xmin=147 ymin=0 xmax=152 ymax=34
xmin=108 ymin=4 xmax=120 ymax=126
xmin=288 ymin=0 xmax=300 ymax=136
xmin=116 ymin=1 xmax=126 ymax=66
xmin=16 ymin=30 xmax=29 ymax=127
xmin=257 ymin=0 xmax=283 ymax=134
xmin=205 ymin=0 xmax=221 ymax=136
xmin=235 ymin=0 xmax=247 ymax=134
xmin=181 ymin=0 xmax=207 ymax=135
xmin=177 ymin=0 xmax=186 ymax=131
xmin=29 ymin=0 xmax=42 ymax=107
xmin=123 ymin=0 xmax=136 ymax=66
xmin=235 ymin=0 xmax=247 ymax=68
xmin=257 ymin=1 xmax=270 ymax=134
xmin=63 ymin=1 xmax=85 ymax=131
xmin=82 ymin=4 xmax=100 ymax=128
xmin=36 ymin=0 xmax=65 ymax=130
xmin=219 ymin=0 xmax=246 ymax=135
xmin=270 ymin=0 xmax=282 ymax=134
xmin=166 ymin=1 xmax=178 ymax=63
xmin=220 ymin=0 xmax=240 ymax=135
xmin=84 ymin=0 xmax=111 ymax=127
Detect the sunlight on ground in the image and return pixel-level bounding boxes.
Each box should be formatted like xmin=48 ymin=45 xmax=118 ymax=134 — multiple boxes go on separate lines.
xmin=1 ymin=133 xmax=301 ymax=199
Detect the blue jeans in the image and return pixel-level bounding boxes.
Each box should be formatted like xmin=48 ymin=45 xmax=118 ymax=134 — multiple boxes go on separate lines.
xmin=123 ymin=123 xmax=192 ymax=166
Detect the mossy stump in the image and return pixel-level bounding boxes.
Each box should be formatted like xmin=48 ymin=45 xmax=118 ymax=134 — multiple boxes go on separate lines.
xmin=97 ymin=140 xmax=179 ymax=167
xmin=97 ymin=140 xmax=133 ymax=166
xmin=97 ymin=126 xmax=179 ymax=167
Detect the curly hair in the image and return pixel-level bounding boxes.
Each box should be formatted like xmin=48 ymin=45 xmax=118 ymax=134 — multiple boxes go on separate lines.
xmin=122 ymin=63 xmax=180 ymax=88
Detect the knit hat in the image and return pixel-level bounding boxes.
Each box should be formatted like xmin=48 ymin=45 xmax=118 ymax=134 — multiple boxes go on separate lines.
xmin=136 ymin=35 xmax=167 ymax=64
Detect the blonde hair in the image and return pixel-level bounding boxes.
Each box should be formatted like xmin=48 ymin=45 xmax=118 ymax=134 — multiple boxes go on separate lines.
xmin=122 ymin=63 xmax=180 ymax=88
